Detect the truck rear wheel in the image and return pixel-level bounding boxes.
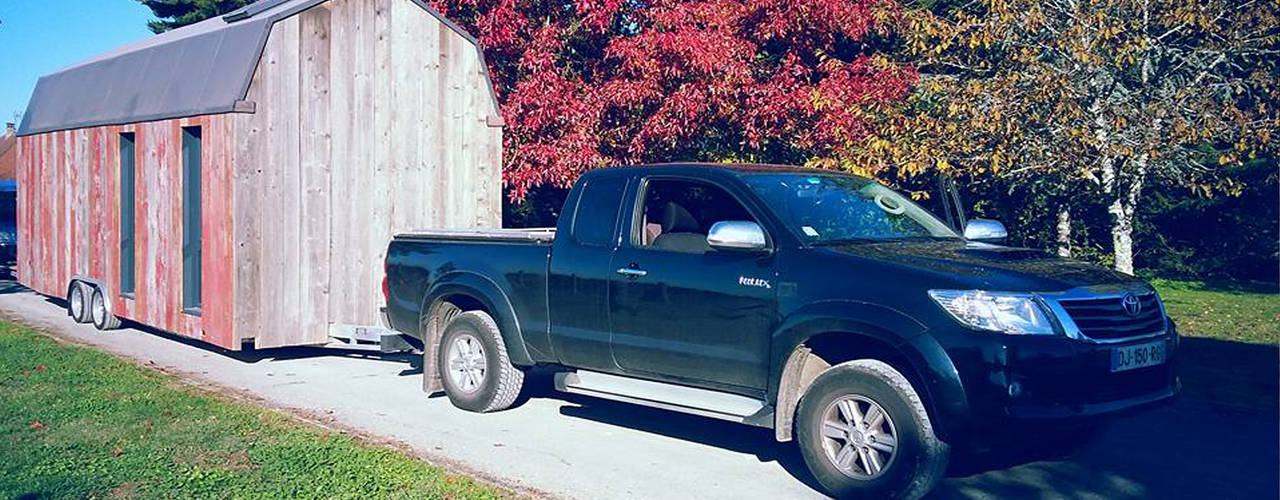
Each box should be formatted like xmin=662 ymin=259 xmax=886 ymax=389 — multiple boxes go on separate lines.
xmin=437 ymin=311 xmax=524 ymax=412
xmin=795 ymin=360 xmax=948 ymax=500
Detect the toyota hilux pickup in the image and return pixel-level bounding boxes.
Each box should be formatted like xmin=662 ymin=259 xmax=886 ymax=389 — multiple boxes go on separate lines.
xmin=383 ymin=163 xmax=1178 ymax=499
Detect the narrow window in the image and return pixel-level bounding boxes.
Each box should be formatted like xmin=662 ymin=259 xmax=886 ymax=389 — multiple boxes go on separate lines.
xmin=571 ymin=177 xmax=627 ymax=247
xmin=119 ymin=133 xmax=136 ymax=295
xmin=181 ymin=127 xmax=202 ymax=311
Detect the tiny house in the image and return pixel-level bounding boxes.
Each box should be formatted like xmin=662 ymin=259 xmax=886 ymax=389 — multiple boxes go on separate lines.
xmin=16 ymin=0 xmax=503 ymax=349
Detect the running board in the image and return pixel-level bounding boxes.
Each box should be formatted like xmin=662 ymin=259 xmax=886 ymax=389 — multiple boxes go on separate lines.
xmin=554 ymin=370 xmax=770 ymax=426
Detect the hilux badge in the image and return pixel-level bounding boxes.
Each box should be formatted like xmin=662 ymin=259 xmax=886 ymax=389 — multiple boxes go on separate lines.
xmin=1121 ymin=293 xmax=1141 ymax=316
xmin=739 ymin=277 xmax=771 ymax=289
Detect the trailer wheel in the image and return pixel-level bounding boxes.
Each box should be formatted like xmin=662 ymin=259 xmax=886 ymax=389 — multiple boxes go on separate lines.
xmin=67 ymin=282 xmax=91 ymax=324
xmin=90 ymin=287 xmax=122 ymax=331
xmin=437 ymin=310 xmax=524 ymax=412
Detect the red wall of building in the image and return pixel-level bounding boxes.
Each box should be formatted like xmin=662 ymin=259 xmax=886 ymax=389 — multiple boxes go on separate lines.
xmin=17 ymin=114 xmax=237 ymax=348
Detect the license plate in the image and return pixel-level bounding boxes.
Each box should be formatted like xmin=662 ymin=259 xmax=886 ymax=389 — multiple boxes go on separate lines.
xmin=1110 ymin=340 xmax=1166 ymax=372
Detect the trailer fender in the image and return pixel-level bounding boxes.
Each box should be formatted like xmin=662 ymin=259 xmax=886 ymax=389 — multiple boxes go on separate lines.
xmin=70 ymin=275 xmax=115 ymax=316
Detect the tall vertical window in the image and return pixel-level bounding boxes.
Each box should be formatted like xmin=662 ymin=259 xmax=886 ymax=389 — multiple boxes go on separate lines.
xmin=181 ymin=127 xmax=202 ymax=311
xmin=119 ymin=133 xmax=136 ymax=295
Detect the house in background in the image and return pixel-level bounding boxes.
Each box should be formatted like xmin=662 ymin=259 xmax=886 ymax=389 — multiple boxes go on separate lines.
xmin=0 ymin=123 xmax=16 ymax=263
xmin=0 ymin=123 xmax=16 ymax=180
xmin=16 ymin=0 xmax=503 ymax=348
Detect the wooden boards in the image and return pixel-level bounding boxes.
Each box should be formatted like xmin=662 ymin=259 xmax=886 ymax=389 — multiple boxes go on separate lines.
xmin=230 ymin=0 xmax=502 ymax=349
xmin=15 ymin=116 xmax=236 ymax=346
xmin=19 ymin=0 xmax=502 ymax=351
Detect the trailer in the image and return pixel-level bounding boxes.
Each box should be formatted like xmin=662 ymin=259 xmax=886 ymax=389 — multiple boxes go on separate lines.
xmin=15 ymin=0 xmax=503 ymax=350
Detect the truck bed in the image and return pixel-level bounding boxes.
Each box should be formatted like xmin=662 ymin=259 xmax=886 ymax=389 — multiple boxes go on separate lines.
xmin=385 ymin=227 xmax=554 ymax=348
xmin=395 ymin=228 xmax=556 ymax=243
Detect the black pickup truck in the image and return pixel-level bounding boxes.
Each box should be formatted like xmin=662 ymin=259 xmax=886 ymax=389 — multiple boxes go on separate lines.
xmin=384 ymin=164 xmax=1178 ymax=499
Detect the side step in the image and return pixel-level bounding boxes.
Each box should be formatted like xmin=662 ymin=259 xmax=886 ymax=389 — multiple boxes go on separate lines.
xmin=554 ymin=370 xmax=772 ymax=426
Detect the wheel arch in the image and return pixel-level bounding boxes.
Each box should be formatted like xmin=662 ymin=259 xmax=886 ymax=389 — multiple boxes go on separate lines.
xmin=69 ymin=275 xmax=115 ymax=316
xmin=418 ymin=272 xmax=533 ymax=393
xmin=770 ymin=302 xmax=963 ymax=443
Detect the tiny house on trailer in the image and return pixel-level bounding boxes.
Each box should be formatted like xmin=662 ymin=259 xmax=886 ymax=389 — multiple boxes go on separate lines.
xmin=15 ymin=0 xmax=503 ymax=350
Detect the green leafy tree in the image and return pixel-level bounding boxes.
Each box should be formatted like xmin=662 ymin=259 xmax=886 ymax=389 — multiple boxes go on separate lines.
xmin=138 ymin=0 xmax=251 ymax=33
xmin=843 ymin=0 xmax=1278 ymax=275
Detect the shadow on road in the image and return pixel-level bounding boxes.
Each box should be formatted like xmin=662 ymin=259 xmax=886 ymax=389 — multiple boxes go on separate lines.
xmin=29 ymin=291 xmax=419 ymax=368
xmin=7 ymin=275 xmax=1278 ymax=499
xmin=521 ymin=363 xmax=1278 ymax=500
xmin=513 ymin=369 xmax=827 ymax=492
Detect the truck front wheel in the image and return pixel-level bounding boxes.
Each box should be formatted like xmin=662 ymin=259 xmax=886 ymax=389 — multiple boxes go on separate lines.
xmin=796 ymin=360 xmax=949 ymax=500
xmin=437 ymin=311 xmax=524 ymax=412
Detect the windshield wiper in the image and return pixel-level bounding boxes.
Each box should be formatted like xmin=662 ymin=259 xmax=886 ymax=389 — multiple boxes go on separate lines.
xmin=811 ymin=236 xmax=957 ymax=246
xmin=810 ymin=238 xmax=888 ymax=246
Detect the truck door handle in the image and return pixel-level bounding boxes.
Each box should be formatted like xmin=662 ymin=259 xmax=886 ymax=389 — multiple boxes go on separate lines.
xmin=616 ymin=267 xmax=648 ymax=278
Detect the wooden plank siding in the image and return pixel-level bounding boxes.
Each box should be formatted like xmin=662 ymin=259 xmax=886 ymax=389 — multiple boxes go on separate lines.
xmin=17 ymin=0 xmax=501 ymax=351
xmin=15 ymin=116 xmax=237 ymax=347
xmin=230 ymin=0 xmax=501 ymax=348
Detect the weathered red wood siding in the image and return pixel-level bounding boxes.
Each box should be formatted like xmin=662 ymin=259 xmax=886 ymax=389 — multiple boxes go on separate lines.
xmin=16 ymin=115 xmax=237 ymax=349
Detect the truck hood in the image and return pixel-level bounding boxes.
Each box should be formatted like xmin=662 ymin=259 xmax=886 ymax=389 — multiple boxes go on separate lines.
xmin=822 ymin=240 xmax=1141 ymax=292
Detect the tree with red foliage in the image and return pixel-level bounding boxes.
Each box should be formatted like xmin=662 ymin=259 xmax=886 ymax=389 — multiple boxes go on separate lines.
xmin=430 ymin=0 xmax=915 ymax=199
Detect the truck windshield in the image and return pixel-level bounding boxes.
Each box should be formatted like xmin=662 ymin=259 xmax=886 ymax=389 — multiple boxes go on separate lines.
xmin=743 ymin=174 xmax=960 ymax=244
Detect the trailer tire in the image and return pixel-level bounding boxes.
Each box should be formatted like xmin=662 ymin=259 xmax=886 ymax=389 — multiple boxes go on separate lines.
xmin=437 ymin=310 xmax=524 ymax=413
xmin=90 ymin=287 xmax=122 ymax=331
xmin=67 ymin=281 xmax=91 ymax=324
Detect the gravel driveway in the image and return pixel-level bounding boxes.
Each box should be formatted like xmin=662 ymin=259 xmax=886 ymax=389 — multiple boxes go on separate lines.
xmin=0 ymin=279 xmax=1274 ymax=499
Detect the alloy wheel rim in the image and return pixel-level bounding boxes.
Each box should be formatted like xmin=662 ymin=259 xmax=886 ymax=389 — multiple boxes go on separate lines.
xmin=92 ymin=292 xmax=106 ymax=326
xmin=446 ymin=333 xmax=487 ymax=394
xmin=820 ymin=394 xmax=899 ymax=479
xmin=70 ymin=287 xmax=83 ymax=319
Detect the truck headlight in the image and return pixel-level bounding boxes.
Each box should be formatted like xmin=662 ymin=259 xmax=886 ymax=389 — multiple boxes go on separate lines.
xmin=928 ymin=290 xmax=1056 ymax=335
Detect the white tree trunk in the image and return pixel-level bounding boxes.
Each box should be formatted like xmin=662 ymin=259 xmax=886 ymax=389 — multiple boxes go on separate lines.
xmin=1109 ymin=199 xmax=1135 ymax=274
xmin=1107 ymin=154 xmax=1148 ymax=275
xmin=1056 ymin=206 xmax=1072 ymax=258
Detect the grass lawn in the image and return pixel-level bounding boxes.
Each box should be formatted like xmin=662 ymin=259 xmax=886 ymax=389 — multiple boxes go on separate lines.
xmin=0 ymin=320 xmax=510 ymax=500
xmin=1153 ymin=279 xmax=1279 ymax=345
xmin=1152 ymin=279 xmax=1279 ymax=412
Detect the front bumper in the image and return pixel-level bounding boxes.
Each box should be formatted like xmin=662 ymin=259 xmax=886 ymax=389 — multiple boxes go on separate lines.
xmin=926 ymin=325 xmax=1180 ymax=438
xmin=1004 ymin=378 xmax=1178 ymax=419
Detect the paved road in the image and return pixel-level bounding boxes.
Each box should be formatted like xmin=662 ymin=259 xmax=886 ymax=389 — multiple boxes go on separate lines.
xmin=1 ymin=280 xmax=1275 ymax=499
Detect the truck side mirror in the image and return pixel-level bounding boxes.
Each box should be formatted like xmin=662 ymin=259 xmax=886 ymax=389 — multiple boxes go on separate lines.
xmin=964 ymin=219 xmax=1008 ymax=242
xmin=707 ymin=221 xmax=767 ymax=251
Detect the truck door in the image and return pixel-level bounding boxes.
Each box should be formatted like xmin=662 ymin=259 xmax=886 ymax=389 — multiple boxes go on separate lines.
xmin=608 ymin=177 xmax=776 ymax=392
xmin=547 ymin=174 xmax=632 ymax=371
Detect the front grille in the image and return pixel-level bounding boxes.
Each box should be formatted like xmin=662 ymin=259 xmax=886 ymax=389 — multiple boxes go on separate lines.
xmin=1057 ymin=293 xmax=1165 ymax=340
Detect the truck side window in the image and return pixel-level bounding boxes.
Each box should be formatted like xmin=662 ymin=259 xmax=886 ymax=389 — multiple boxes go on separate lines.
xmin=572 ymin=177 xmax=627 ymax=247
xmin=638 ymin=179 xmax=756 ymax=254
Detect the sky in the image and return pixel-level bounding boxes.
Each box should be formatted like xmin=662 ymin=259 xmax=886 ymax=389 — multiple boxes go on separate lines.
xmin=0 ymin=0 xmax=156 ymax=128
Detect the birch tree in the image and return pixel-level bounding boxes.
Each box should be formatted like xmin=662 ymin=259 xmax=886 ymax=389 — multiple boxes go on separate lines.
xmin=841 ymin=0 xmax=1278 ymax=273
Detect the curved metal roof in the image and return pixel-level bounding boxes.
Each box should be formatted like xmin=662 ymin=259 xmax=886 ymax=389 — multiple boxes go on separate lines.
xmin=18 ymin=0 xmax=499 ymax=136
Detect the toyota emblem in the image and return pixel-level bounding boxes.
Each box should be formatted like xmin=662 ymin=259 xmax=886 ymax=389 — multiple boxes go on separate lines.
xmin=1121 ymin=293 xmax=1142 ymax=317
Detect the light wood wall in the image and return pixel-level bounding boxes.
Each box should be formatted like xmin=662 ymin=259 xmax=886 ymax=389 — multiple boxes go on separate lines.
xmin=232 ymin=0 xmax=503 ymax=348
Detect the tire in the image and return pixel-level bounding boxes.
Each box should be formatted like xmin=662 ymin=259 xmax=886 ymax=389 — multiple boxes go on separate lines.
xmin=67 ymin=282 xmax=90 ymax=323
xmin=437 ymin=311 xmax=524 ymax=412
xmin=90 ymin=286 xmax=122 ymax=331
xmin=796 ymin=360 xmax=949 ymax=500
